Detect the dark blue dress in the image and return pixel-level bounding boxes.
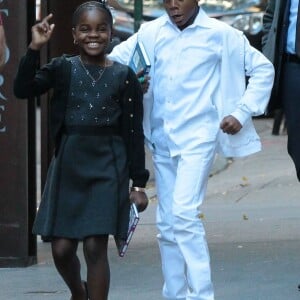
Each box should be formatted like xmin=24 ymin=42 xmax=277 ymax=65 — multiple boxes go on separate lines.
xmin=33 ymin=57 xmax=132 ymax=240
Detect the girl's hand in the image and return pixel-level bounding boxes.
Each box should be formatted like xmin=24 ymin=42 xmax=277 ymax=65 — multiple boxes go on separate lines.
xmin=136 ymin=69 xmax=150 ymax=94
xmin=29 ymin=14 xmax=55 ymax=50
xmin=130 ymin=190 xmax=149 ymax=213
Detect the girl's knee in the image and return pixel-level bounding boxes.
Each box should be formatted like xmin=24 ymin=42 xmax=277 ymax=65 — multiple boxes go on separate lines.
xmin=83 ymin=235 xmax=108 ymax=264
xmin=51 ymin=239 xmax=77 ymax=261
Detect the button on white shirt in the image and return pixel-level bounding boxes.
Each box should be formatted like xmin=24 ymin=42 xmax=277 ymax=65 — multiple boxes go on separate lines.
xmin=151 ymin=9 xmax=222 ymax=156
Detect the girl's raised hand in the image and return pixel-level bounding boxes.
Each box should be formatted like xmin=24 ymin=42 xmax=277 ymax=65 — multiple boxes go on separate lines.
xmin=29 ymin=14 xmax=55 ymax=50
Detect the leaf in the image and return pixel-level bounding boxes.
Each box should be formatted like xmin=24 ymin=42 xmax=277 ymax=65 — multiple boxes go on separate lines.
xmin=243 ymin=214 xmax=249 ymax=220
xmin=240 ymin=176 xmax=249 ymax=187
xmin=198 ymin=213 xmax=205 ymax=219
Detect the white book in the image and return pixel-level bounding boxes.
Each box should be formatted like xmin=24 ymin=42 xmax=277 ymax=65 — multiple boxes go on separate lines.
xmin=129 ymin=40 xmax=151 ymax=75
xmin=114 ymin=203 xmax=140 ymax=257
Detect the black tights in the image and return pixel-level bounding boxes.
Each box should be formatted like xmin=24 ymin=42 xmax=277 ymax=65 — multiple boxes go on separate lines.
xmin=51 ymin=235 xmax=110 ymax=300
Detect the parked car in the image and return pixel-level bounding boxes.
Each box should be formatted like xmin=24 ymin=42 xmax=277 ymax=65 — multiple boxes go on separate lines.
xmin=112 ymin=0 xmax=267 ymax=51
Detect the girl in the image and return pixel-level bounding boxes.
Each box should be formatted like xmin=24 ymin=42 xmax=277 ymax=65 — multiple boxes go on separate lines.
xmin=14 ymin=1 xmax=149 ymax=300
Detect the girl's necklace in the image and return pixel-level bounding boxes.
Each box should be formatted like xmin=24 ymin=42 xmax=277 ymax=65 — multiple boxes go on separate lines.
xmin=79 ymin=56 xmax=107 ymax=87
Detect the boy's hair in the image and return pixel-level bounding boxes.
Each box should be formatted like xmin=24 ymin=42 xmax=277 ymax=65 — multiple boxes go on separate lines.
xmin=72 ymin=1 xmax=113 ymax=29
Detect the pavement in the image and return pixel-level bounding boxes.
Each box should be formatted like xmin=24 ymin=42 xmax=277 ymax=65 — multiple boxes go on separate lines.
xmin=1 ymin=117 xmax=300 ymax=300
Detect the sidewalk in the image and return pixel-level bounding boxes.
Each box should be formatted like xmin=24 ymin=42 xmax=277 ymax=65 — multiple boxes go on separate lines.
xmin=1 ymin=118 xmax=300 ymax=300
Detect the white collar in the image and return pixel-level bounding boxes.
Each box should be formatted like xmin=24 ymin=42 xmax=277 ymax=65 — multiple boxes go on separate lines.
xmin=163 ymin=6 xmax=216 ymax=30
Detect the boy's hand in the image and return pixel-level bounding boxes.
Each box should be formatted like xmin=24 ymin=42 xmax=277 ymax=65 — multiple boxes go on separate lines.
xmin=30 ymin=14 xmax=55 ymax=50
xmin=220 ymin=115 xmax=242 ymax=135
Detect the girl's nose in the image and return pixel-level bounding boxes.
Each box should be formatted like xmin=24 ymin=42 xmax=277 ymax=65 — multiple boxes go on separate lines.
xmin=88 ymin=30 xmax=99 ymax=37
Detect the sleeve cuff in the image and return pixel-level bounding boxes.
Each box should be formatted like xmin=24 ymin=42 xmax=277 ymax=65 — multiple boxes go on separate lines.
xmin=230 ymin=108 xmax=250 ymax=126
xmin=26 ymin=47 xmax=40 ymax=58
xmin=131 ymin=169 xmax=150 ymax=188
xmin=131 ymin=180 xmax=147 ymax=188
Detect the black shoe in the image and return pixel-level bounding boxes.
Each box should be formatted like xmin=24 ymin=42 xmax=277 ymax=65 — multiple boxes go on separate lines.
xmin=298 ymin=284 xmax=300 ymax=291
xmin=41 ymin=235 xmax=52 ymax=242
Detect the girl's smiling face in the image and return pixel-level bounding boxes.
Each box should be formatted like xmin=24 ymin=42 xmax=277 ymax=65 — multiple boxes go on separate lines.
xmin=72 ymin=8 xmax=112 ymax=63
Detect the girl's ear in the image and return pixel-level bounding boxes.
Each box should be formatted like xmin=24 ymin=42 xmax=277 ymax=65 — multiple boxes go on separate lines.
xmin=72 ymin=27 xmax=76 ymax=43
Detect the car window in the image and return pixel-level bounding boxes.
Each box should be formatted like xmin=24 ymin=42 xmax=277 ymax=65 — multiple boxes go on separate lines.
xmin=113 ymin=0 xmax=267 ymax=51
xmin=116 ymin=0 xmax=264 ymax=13
xmin=202 ymin=0 xmax=260 ymax=12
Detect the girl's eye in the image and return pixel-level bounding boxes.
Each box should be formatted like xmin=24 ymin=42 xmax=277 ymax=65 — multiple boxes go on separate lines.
xmin=78 ymin=26 xmax=108 ymax=33
xmin=79 ymin=27 xmax=89 ymax=32
xmin=98 ymin=26 xmax=107 ymax=32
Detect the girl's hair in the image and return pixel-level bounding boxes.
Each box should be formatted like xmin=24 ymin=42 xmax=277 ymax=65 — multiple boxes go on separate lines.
xmin=72 ymin=1 xmax=113 ymax=29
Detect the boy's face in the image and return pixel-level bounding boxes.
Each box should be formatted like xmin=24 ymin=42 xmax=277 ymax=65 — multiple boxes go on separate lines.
xmin=72 ymin=9 xmax=111 ymax=58
xmin=163 ymin=0 xmax=199 ymax=30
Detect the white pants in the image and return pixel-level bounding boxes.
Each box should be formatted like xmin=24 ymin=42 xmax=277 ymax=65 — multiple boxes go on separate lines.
xmin=153 ymin=142 xmax=216 ymax=300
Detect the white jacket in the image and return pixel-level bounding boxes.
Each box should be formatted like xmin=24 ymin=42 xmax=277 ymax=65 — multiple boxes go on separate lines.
xmin=109 ymin=11 xmax=274 ymax=157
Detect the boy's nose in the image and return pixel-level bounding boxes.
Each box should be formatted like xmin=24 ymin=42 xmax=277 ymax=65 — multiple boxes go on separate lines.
xmin=169 ymin=0 xmax=178 ymax=8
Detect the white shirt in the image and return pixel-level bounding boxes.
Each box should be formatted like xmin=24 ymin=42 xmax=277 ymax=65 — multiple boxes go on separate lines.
xmin=151 ymin=11 xmax=221 ymax=156
xmin=287 ymin=0 xmax=299 ymax=54
xmin=108 ymin=9 xmax=274 ymax=158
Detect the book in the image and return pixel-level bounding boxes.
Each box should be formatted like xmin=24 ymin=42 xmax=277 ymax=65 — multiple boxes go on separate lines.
xmin=114 ymin=203 xmax=140 ymax=257
xmin=129 ymin=41 xmax=151 ymax=75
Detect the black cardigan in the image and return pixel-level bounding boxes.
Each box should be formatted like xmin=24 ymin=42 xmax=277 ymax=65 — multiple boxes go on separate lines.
xmin=14 ymin=48 xmax=149 ymax=187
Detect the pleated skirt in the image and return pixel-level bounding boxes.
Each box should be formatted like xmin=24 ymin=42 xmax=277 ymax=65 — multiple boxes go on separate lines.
xmin=33 ymin=133 xmax=130 ymax=240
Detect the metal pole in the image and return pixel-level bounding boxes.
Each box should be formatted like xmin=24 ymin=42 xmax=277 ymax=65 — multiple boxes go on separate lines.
xmin=134 ymin=0 xmax=143 ymax=32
